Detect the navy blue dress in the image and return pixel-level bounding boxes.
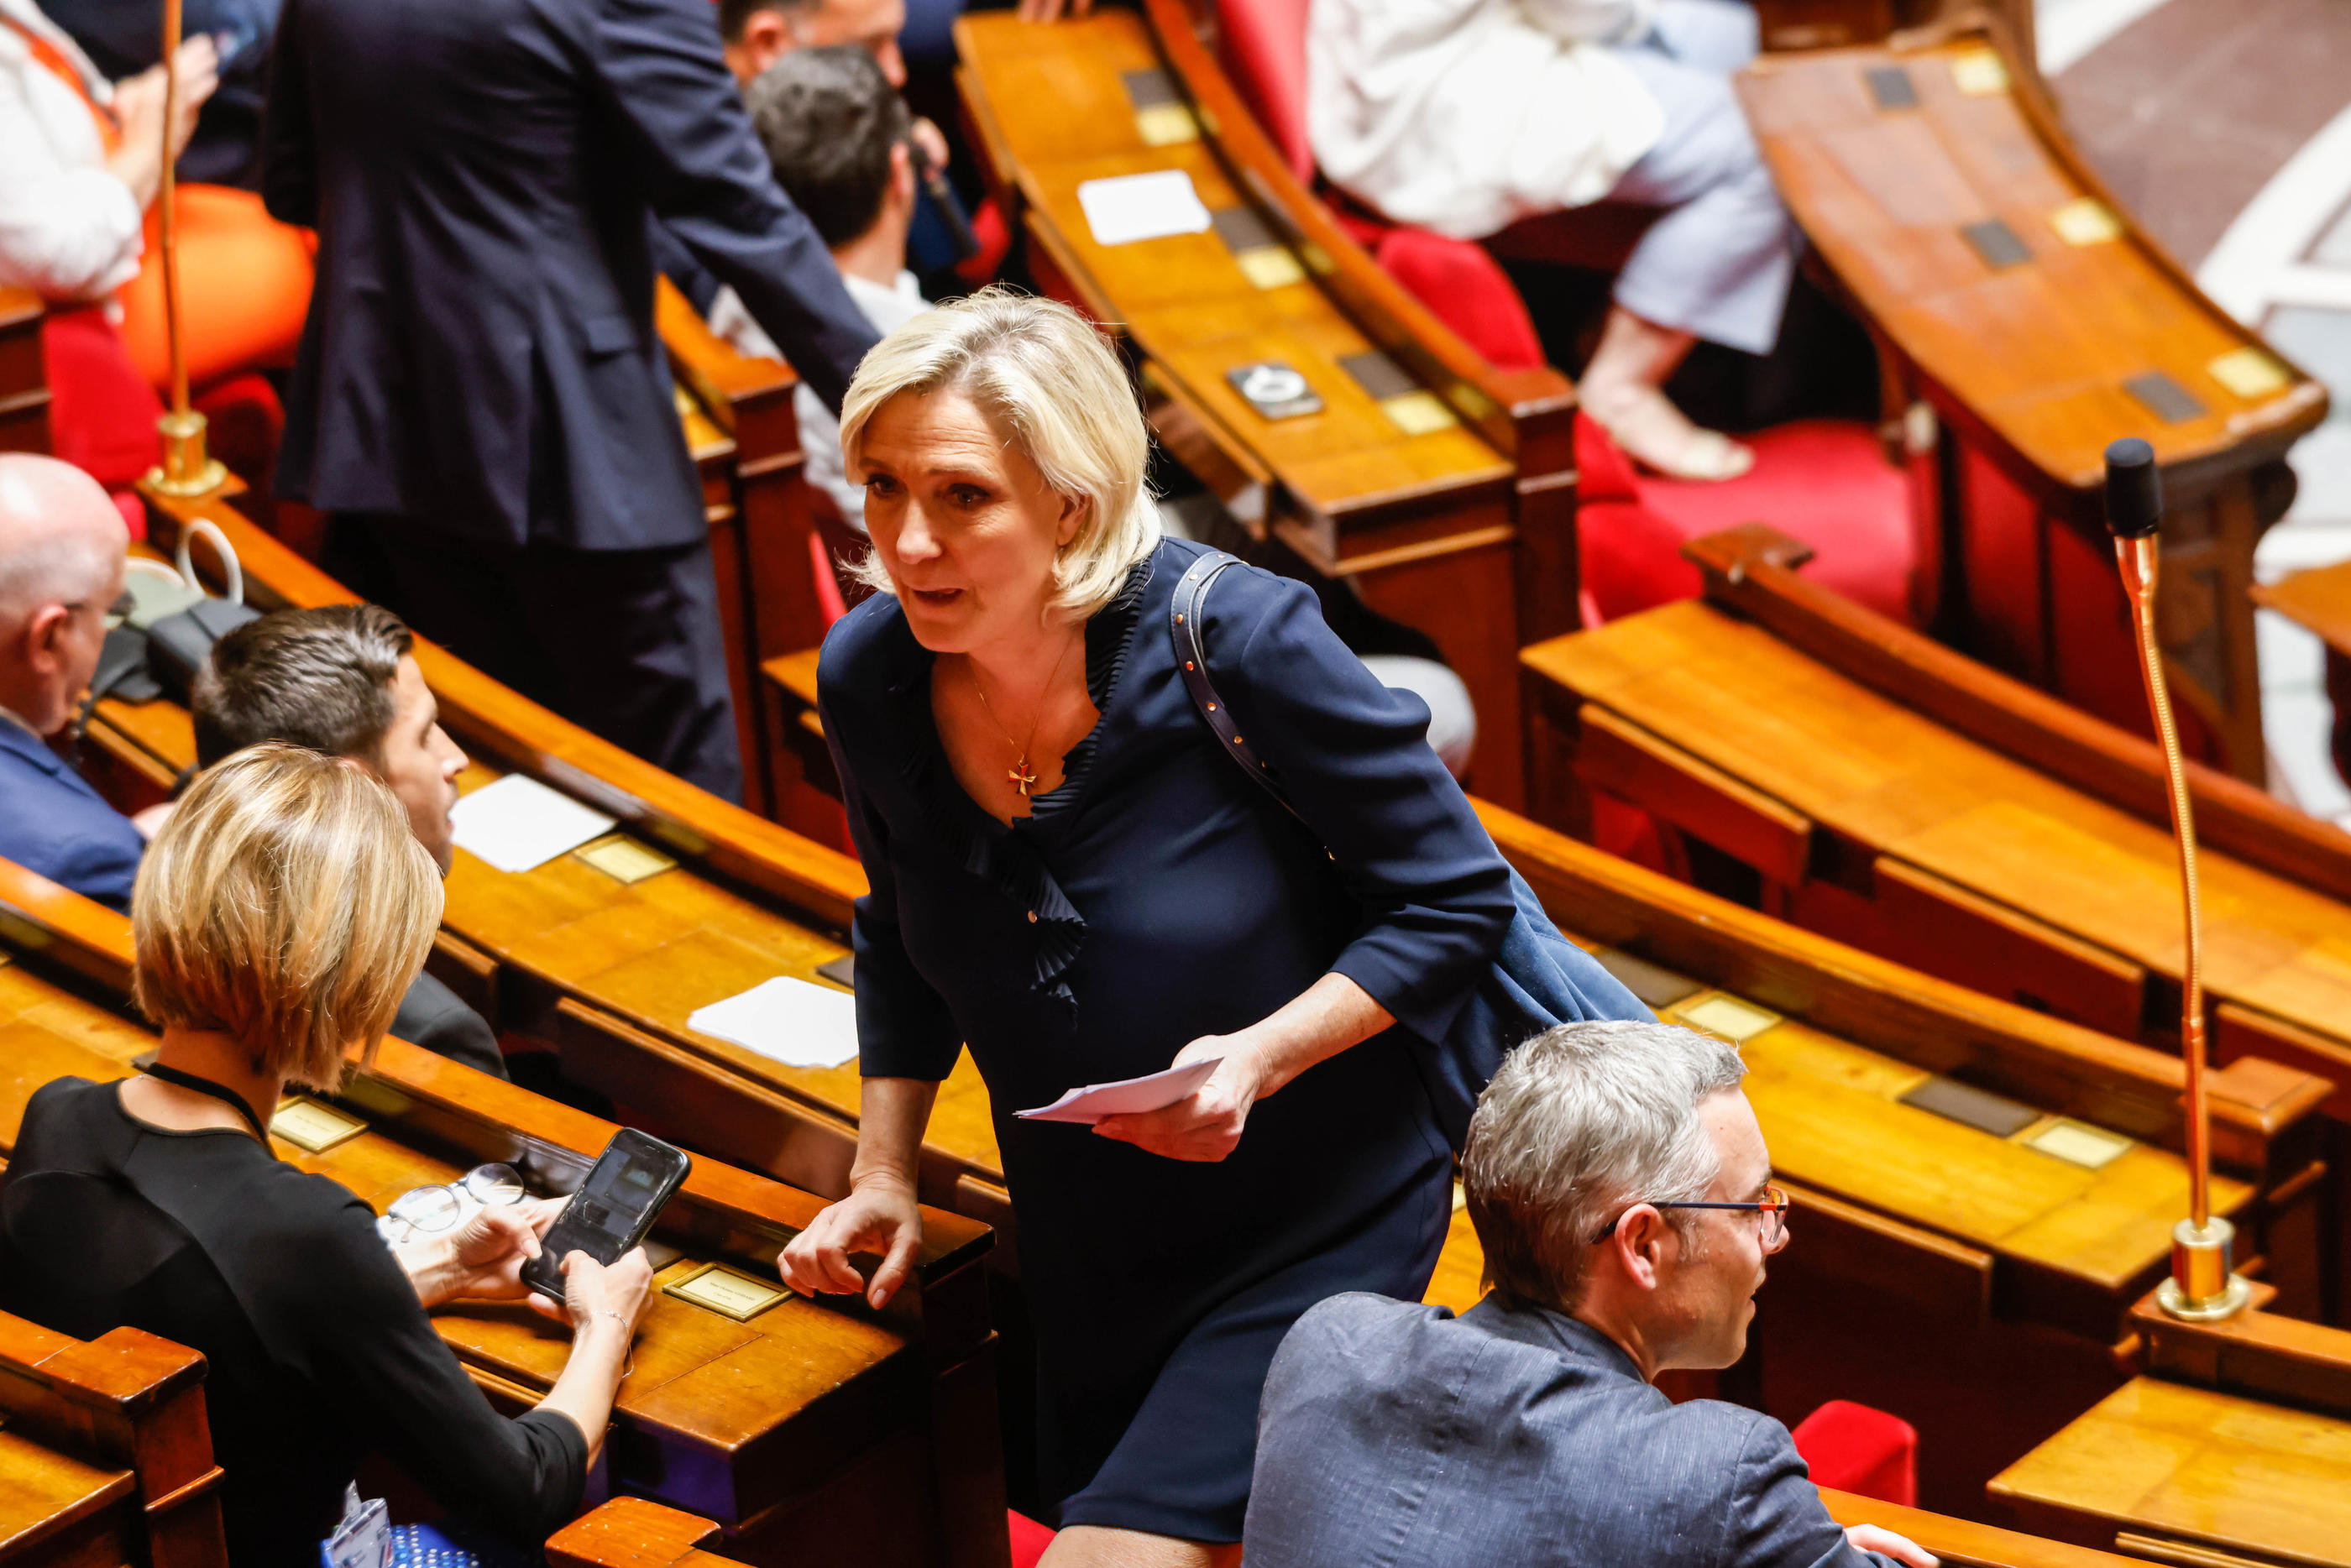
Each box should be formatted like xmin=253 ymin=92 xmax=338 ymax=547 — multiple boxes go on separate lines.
xmin=819 ymin=537 xmax=1568 ymax=1539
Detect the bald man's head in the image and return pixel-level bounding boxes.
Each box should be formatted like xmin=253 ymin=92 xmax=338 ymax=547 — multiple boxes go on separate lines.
xmin=0 ymin=455 xmax=128 ymax=736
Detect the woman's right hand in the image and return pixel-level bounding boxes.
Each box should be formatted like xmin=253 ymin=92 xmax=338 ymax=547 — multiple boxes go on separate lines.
xmin=547 ymin=1247 xmax=655 ymax=1341
xmin=778 ymin=1179 xmax=924 ymax=1310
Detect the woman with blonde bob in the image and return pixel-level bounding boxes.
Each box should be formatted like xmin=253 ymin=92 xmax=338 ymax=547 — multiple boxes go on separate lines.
xmin=0 ymin=745 xmax=652 ymax=1568
xmin=781 ymin=290 xmax=1577 ymax=1565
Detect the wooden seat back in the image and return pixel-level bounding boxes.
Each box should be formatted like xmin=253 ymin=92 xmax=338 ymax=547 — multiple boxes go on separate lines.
xmin=0 ymin=286 xmax=48 ymax=454
xmin=0 ymin=1309 xmax=224 ymax=1568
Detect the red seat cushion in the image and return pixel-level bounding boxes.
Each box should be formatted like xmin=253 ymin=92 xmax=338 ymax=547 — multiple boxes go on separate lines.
xmin=1574 ymin=413 xmax=1916 ymax=626
xmin=1366 ymin=226 xmax=1546 ymax=372
xmin=1792 ymin=1399 xmax=1919 ymax=1508
xmin=1217 ymin=0 xmax=1317 ymax=180
xmin=1008 ymin=1510 xmax=1055 ymax=1568
xmin=40 ymin=305 xmax=165 ymax=492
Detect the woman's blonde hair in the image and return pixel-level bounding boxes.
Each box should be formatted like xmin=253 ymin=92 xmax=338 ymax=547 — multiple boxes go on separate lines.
xmin=132 ymin=742 xmax=442 ymax=1091
xmin=840 ymin=288 xmax=1160 ymax=615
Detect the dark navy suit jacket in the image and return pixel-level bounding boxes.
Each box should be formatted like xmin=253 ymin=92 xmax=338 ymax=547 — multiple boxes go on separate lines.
xmin=0 ymin=720 xmax=144 ymax=914
xmin=259 ymin=0 xmax=879 ymax=550
xmin=1246 ymin=1294 xmax=1898 ymax=1568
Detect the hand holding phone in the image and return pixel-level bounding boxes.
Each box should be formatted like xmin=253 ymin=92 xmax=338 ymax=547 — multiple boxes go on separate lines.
xmin=545 ymin=1247 xmax=657 ymax=1339
xmin=520 ymin=1129 xmax=689 ymax=1304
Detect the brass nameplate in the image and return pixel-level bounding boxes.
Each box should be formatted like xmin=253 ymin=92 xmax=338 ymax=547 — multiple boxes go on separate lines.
xmin=1135 ymin=102 xmax=1201 ymax=147
xmin=2050 ymin=197 xmax=2122 ymax=247
xmin=575 ymin=835 xmax=678 ymax=885
xmin=271 ymin=1096 xmax=366 ymax=1152
xmin=1234 ymin=247 xmax=1306 ymax=290
xmin=1950 ymin=48 xmax=2008 ymax=96
xmin=2208 ymin=348 xmax=2290 ymax=400
xmin=1380 ymin=392 xmax=1458 ymax=436
xmin=666 ymin=1262 xmax=791 ymax=1322
xmin=1671 ymin=994 xmax=1781 ymax=1044
xmin=2023 ymin=1119 xmax=2131 ymax=1170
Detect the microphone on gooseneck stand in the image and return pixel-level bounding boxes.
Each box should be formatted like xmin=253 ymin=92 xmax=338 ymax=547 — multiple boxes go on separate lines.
xmin=2102 ymin=436 xmax=2245 ymax=1324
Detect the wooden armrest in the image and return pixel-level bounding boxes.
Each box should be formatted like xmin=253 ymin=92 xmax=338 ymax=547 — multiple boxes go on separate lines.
xmin=1820 ymin=1489 xmax=2150 ymax=1567
xmin=547 ymin=1498 xmax=731 ymax=1568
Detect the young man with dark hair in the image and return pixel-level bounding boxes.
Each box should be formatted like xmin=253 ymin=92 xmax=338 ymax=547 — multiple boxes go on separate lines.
xmin=712 ymin=46 xmax=930 ymax=533
xmin=190 ymin=605 xmax=508 ymax=1079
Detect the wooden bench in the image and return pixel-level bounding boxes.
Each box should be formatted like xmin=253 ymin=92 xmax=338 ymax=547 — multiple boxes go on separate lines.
xmin=1522 ymin=524 xmax=2351 ymax=1129
xmin=0 ymin=856 xmax=1009 ymax=1568
xmin=0 ymin=1309 xmax=224 ymax=1568
xmin=953 ymin=3 xmax=1583 ymax=810
xmin=1736 ymin=27 xmax=2327 ymax=781
xmin=1991 ymin=1288 xmax=2351 ymax=1566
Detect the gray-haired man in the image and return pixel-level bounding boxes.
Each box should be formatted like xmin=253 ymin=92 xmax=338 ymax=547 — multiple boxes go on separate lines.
xmin=1244 ymin=1020 xmax=1935 ymax=1568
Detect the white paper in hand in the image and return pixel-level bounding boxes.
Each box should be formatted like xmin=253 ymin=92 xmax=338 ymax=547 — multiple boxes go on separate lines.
xmin=1016 ymin=1057 xmax=1223 ymax=1125
xmin=688 ymin=976 xmax=860 ymax=1069
xmin=1076 ymin=170 xmax=1212 ymax=248
xmin=448 ymin=774 xmax=618 ymax=874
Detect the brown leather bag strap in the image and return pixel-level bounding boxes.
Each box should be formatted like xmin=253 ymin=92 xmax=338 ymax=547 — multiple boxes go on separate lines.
xmin=1169 ymin=551 xmax=1305 ymax=824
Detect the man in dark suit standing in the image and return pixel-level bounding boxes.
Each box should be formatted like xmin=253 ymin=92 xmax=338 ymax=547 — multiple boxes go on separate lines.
xmin=260 ymin=0 xmax=881 ymax=802
xmin=1244 ymin=1020 xmax=1939 ymax=1568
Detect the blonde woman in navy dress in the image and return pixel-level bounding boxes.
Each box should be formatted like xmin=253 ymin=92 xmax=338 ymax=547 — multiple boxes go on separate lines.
xmin=778 ymin=290 xmax=1642 ymax=1567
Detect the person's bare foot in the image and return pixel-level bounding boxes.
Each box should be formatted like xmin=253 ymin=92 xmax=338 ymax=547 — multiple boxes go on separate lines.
xmin=1583 ymin=379 xmax=1754 ymax=483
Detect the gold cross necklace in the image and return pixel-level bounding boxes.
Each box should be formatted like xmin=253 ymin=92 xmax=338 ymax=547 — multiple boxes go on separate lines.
xmin=967 ymin=630 xmax=1081 ymax=799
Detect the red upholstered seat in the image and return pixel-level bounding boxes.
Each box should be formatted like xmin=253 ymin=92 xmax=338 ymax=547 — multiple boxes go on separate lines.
xmin=1791 ymin=1399 xmax=1919 ymax=1507
xmin=1008 ymin=1510 xmax=1056 ymax=1568
xmin=1574 ymin=412 xmax=1917 ymax=626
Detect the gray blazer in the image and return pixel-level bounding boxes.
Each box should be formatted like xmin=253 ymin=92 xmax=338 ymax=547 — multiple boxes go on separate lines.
xmin=1244 ymin=1294 xmax=1896 ymax=1568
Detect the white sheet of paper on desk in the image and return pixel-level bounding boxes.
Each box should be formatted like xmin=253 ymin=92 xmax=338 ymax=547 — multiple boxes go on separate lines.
xmin=1016 ymin=1057 xmax=1223 ymax=1125
xmin=687 ymin=977 xmax=860 ymax=1068
xmin=1076 ymin=170 xmax=1212 ymax=248
xmin=448 ymin=774 xmax=618 ymax=874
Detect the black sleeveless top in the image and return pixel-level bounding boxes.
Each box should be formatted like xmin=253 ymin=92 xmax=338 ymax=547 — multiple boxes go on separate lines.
xmin=0 ymin=1078 xmax=585 ymax=1567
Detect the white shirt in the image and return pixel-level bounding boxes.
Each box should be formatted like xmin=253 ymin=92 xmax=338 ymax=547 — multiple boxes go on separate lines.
xmin=709 ymin=268 xmax=930 ymax=536
xmin=1306 ymin=0 xmax=1667 ymax=240
xmin=0 ymin=0 xmax=144 ymax=301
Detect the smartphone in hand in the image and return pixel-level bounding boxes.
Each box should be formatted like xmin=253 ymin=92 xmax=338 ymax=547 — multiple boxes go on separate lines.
xmin=521 ymin=1129 xmax=691 ymax=1304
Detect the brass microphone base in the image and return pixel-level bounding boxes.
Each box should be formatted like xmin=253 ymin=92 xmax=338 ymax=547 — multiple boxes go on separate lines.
xmin=2156 ymin=1216 xmax=2253 ymax=1322
xmin=145 ymin=410 xmax=228 ymax=498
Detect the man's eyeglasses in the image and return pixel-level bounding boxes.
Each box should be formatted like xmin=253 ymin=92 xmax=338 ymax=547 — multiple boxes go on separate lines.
xmin=1591 ymin=1184 xmax=1791 ymax=1247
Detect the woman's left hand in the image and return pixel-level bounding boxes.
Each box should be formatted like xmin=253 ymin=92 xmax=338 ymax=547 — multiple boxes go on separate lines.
xmin=1092 ymin=1037 xmax=1263 ymax=1162
xmin=401 ymin=1196 xmax=566 ymax=1311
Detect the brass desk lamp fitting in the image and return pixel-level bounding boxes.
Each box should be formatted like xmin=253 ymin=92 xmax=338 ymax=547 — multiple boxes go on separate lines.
xmin=2103 ymin=436 xmax=2250 ymax=1324
xmin=143 ymin=0 xmax=228 ymax=499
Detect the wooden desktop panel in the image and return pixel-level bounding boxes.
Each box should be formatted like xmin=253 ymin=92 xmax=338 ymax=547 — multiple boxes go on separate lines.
xmin=0 ymin=865 xmax=1006 ymax=1568
xmin=955 ymin=5 xmax=1582 ymax=808
xmin=1524 ymin=593 xmax=2351 ymax=1126
xmin=1736 ymin=32 xmax=2326 ymax=780
xmin=1991 ymin=1290 xmax=2351 ymax=1566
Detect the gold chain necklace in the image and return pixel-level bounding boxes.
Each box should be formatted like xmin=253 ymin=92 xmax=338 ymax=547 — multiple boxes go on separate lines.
xmin=968 ymin=631 xmax=1081 ymax=798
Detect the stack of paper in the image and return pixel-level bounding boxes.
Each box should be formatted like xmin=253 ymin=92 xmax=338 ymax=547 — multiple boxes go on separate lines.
xmin=1016 ymin=1058 xmax=1223 ymax=1125
xmin=450 ymin=775 xmax=617 ymax=874
xmin=687 ymin=976 xmax=860 ymax=1068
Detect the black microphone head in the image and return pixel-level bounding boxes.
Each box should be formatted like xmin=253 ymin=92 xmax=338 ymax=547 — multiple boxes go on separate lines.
xmin=2103 ymin=437 xmax=2163 ymax=539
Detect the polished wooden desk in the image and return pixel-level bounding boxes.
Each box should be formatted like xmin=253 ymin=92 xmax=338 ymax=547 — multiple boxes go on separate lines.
xmin=0 ymin=857 xmax=1008 ymax=1568
xmin=2252 ymin=559 xmax=2351 ymax=795
xmin=1992 ymin=1289 xmax=2351 ymax=1565
xmin=955 ymin=3 xmax=1583 ymax=810
xmin=550 ymin=1498 xmax=762 ymax=1568
xmin=1525 ymin=526 xmax=2351 ymax=1149
xmin=0 ymin=286 xmax=48 ymax=455
xmin=1736 ymin=29 xmax=2327 ymax=781
xmin=0 ymin=1309 xmax=223 ymax=1568
xmin=129 ymin=482 xmax=1018 ymax=1259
